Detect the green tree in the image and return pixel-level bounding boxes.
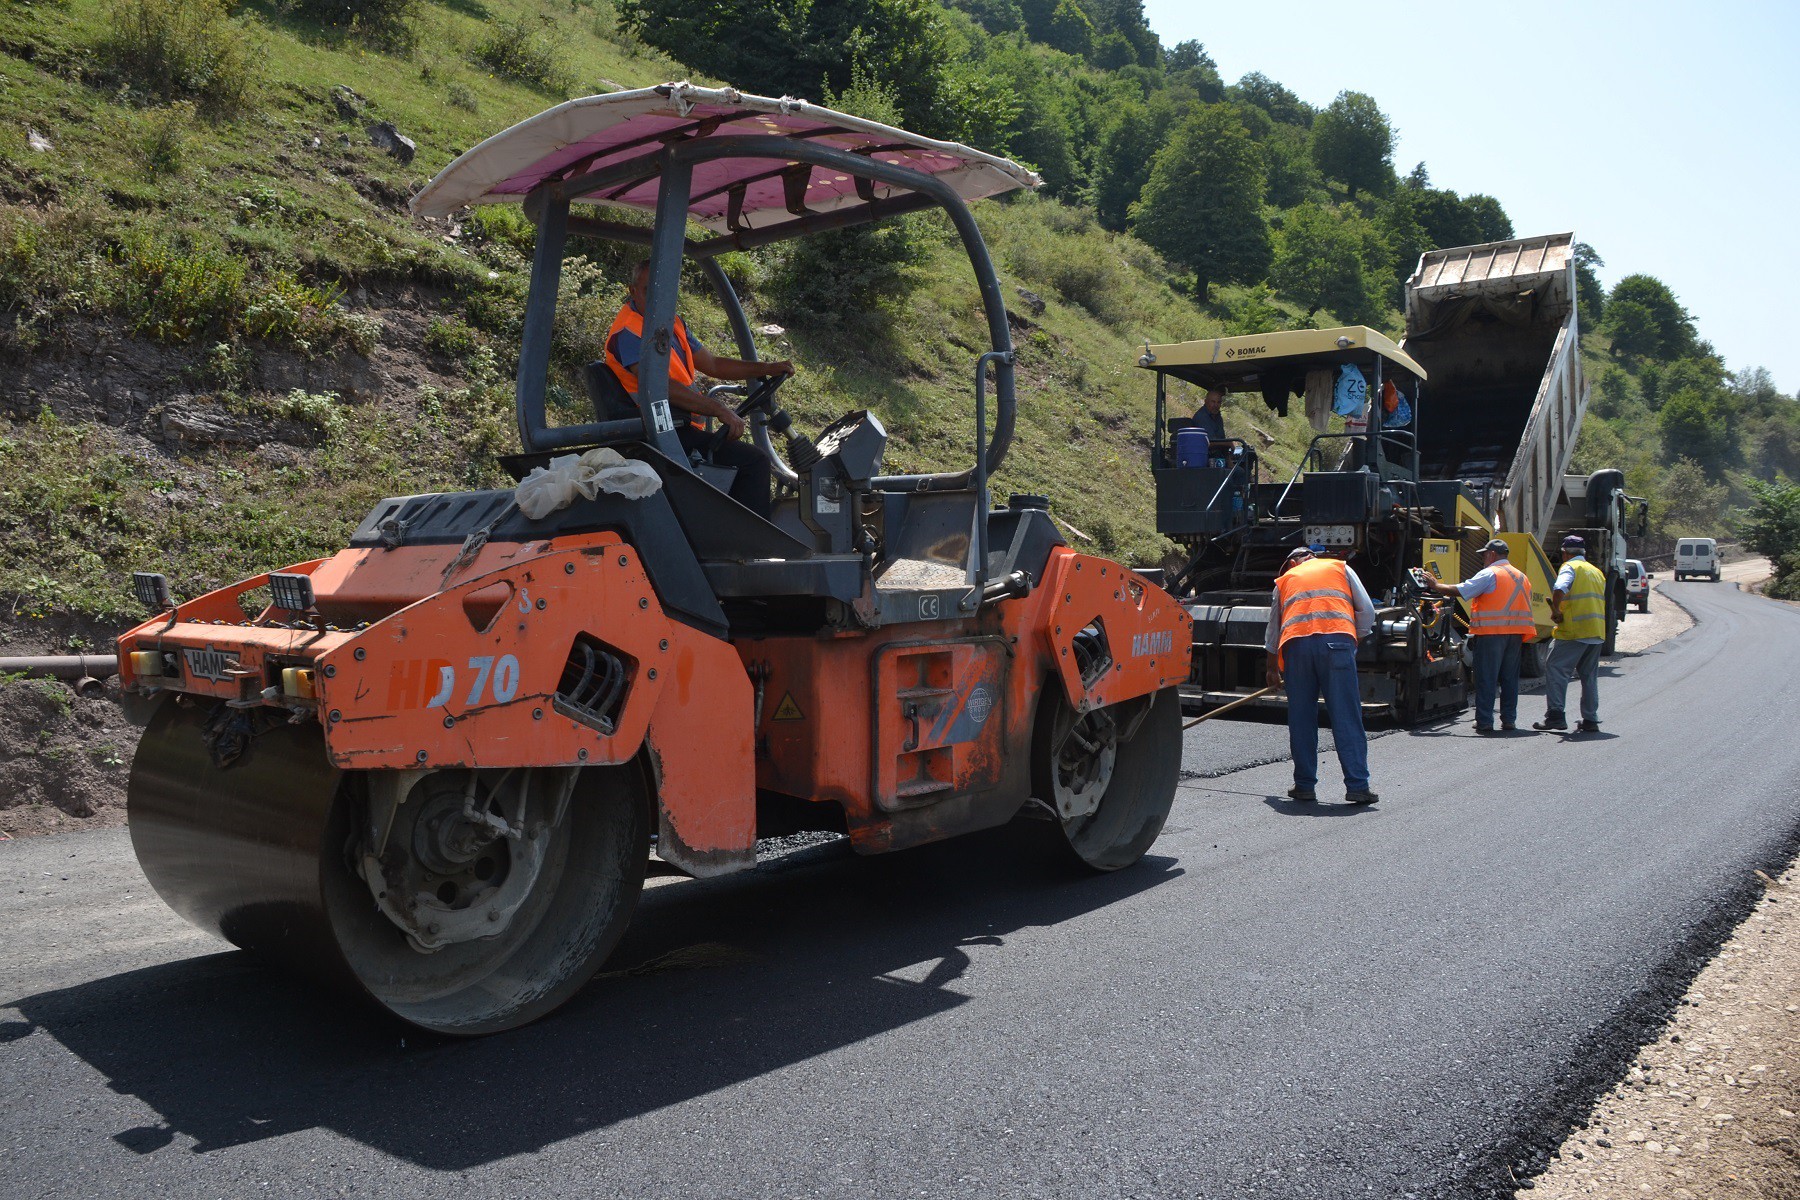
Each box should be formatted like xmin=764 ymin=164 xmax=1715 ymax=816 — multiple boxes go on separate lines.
xmin=1268 ymin=201 xmax=1393 ymax=324
xmin=1310 ymin=91 xmax=1394 ymax=197
xmin=618 ymin=0 xmax=985 ymax=141
xmin=1042 ymin=0 xmax=1093 ymax=57
xmin=1603 ymin=298 xmax=1661 ymax=360
xmin=1573 ymin=241 xmax=1605 ymax=325
xmin=979 ymin=39 xmax=1079 ymax=192
xmin=1590 ymin=366 xmax=1635 ymax=418
xmin=1461 ymin=194 xmax=1512 ymax=242
xmin=1604 ymin=274 xmax=1696 ymax=361
xmin=1659 ymin=386 xmax=1738 ymax=472
xmin=1376 ymin=188 xmax=1434 ymax=299
xmin=1092 ymin=101 xmax=1154 ymax=231
xmin=1164 ymin=38 xmax=1210 ymax=72
xmin=1739 ymin=480 xmax=1800 ymax=597
xmin=1131 ymin=104 xmax=1269 ymax=293
xmin=1655 ymin=457 xmax=1729 ymax=538
xmin=1262 ymin=123 xmax=1322 ymax=208
xmin=1232 ymin=71 xmax=1311 ymax=126
xmin=951 ymin=0 xmax=1024 ymax=32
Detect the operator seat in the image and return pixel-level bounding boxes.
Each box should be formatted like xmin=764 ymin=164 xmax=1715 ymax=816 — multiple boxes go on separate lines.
xmin=584 ymin=360 xmax=640 ymax=424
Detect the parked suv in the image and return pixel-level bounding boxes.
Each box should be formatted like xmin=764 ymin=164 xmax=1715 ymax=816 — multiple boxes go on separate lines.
xmin=1674 ymin=537 xmax=1721 ymax=582
xmin=1624 ymin=558 xmax=1651 ymax=611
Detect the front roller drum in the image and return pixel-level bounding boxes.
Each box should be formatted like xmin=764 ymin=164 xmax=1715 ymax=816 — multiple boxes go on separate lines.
xmin=128 ymin=699 xmax=648 ymax=1035
xmin=1029 ymin=686 xmax=1182 ymax=871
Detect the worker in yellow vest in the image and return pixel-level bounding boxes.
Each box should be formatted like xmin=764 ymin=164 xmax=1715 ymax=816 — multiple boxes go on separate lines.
xmin=604 ymin=261 xmax=793 ymax=517
xmin=1263 ymin=545 xmax=1378 ymax=805
xmin=1420 ymin=538 xmax=1535 ymax=734
xmin=1535 ymin=534 xmax=1607 ymax=733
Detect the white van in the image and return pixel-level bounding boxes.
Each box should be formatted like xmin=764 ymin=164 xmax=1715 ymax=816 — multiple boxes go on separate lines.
xmin=1674 ymin=537 xmax=1720 ymax=581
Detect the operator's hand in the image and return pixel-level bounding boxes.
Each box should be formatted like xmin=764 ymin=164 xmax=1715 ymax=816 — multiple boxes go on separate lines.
xmin=720 ymin=409 xmax=747 ymax=442
xmin=1265 ymin=665 xmax=1282 ymax=689
xmin=760 ymin=360 xmax=795 ymax=378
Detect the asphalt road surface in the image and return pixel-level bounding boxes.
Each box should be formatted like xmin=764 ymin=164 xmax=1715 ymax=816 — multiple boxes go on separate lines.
xmin=4 ymin=579 xmax=1798 ymax=1200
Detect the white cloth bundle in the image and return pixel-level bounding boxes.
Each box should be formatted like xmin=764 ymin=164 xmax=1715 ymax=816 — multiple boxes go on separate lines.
xmin=516 ymin=447 xmax=663 ymax=519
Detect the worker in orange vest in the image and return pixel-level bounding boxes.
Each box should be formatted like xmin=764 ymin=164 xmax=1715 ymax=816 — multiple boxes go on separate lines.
xmin=1420 ymin=537 xmax=1536 ymax=735
xmin=1263 ymin=545 xmax=1377 ymax=805
xmin=604 ymin=261 xmax=793 ymax=517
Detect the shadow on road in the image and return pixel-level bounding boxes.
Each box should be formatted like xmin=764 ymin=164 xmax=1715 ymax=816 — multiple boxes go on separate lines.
xmin=9 ymin=825 xmax=1179 ymax=1169
xmin=1259 ymin=795 xmax=1377 ymax=816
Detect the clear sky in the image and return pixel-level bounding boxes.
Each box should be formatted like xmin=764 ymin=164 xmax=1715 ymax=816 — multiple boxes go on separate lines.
xmin=1142 ymin=0 xmax=1800 ymax=394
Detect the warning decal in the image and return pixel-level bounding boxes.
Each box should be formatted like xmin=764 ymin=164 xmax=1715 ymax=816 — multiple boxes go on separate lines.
xmin=772 ymin=692 xmax=805 ymax=721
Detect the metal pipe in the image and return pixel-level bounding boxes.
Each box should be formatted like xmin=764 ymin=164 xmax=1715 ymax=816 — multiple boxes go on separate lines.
xmin=515 ymin=190 xmax=569 ymax=453
xmin=0 ymin=655 xmax=118 ymax=680
xmin=637 ymin=154 xmax=698 ymax=466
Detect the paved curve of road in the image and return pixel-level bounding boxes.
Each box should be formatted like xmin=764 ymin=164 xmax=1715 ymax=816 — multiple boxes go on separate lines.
xmin=4 ymin=578 xmax=1797 ymax=1200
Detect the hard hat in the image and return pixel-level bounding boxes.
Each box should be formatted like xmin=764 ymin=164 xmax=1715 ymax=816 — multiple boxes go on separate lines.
xmin=1482 ymin=538 xmax=1510 ymax=556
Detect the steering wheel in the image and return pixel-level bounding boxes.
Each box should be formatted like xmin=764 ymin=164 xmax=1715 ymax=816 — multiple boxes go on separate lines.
xmin=706 ymin=371 xmax=790 ymax=458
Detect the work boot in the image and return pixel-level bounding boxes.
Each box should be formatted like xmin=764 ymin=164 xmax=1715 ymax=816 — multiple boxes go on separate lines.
xmin=1575 ymin=720 xmax=1601 ymax=734
xmin=1345 ymin=790 xmax=1379 ymax=806
xmin=1501 ymin=721 xmax=1518 ymax=731
xmin=1474 ymin=724 xmax=1497 ymax=736
xmin=1533 ymin=714 xmax=1568 ymax=731
xmin=1287 ymin=787 xmax=1316 ymax=802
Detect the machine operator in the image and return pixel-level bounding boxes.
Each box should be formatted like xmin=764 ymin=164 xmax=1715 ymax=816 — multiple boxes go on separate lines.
xmin=1191 ymin=386 xmax=1228 ymax=442
xmin=604 ymin=261 xmax=793 ymax=518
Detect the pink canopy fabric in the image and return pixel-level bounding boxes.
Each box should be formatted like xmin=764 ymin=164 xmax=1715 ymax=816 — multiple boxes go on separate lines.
xmin=411 ymin=82 xmax=1040 ymax=230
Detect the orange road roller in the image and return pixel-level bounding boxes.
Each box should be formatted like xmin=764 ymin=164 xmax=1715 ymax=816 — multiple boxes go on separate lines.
xmin=118 ymin=84 xmax=1191 ymax=1034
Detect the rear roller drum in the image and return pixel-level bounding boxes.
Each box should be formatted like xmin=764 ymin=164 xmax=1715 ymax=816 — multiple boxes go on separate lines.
xmin=1029 ymin=686 xmax=1181 ymax=871
xmin=129 ymin=698 xmax=648 ymax=1035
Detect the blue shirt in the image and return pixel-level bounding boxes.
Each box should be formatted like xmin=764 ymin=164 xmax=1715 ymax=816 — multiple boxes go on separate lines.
xmin=1453 ymin=563 xmax=1503 ymax=600
xmin=1190 ymin=405 xmax=1226 ymax=442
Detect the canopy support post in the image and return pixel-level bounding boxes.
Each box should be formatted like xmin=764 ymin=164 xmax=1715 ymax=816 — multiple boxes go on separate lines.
xmin=516 ymin=188 xmax=568 ymax=453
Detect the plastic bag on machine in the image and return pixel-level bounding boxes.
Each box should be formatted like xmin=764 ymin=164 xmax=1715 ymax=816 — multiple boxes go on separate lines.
xmin=516 ymin=447 xmax=664 ymax=520
xmin=1381 ymin=378 xmax=1412 ymax=428
xmin=1332 ymin=364 xmax=1368 ymax=417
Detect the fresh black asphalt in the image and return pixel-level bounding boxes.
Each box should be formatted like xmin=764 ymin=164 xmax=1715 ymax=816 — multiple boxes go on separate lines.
xmin=3 ymin=578 xmax=1797 ymax=1199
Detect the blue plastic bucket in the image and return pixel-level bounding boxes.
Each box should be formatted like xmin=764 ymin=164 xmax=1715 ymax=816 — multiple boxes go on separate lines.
xmin=1173 ymin=427 xmax=1210 ymax=468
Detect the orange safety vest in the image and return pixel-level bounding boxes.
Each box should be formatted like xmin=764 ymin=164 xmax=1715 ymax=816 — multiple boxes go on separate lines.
xmin=1274 ymin=556 xmax=1358 ymax=662
xmin=1468 ymin=561 xmax=1535 ymax=639
xmin=604 ymin=304 xmax=700 ymax=428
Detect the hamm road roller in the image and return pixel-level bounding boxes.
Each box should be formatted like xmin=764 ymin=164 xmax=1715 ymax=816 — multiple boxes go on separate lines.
xmin=117 ymin=84 xmax=1191 ymax=1035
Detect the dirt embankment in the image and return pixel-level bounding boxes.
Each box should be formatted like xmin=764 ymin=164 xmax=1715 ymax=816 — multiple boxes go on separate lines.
xmin=0 ymin=675 xmax=135 ymax=837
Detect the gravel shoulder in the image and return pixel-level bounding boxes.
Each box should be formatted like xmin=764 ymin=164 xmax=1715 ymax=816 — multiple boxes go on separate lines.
xmin=1525 ymin=565 xmax=1799 ymax=1199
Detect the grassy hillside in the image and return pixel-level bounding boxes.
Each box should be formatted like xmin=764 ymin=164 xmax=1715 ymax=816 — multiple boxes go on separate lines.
xmin=0 ymin=0 xmax=1346 ymax=636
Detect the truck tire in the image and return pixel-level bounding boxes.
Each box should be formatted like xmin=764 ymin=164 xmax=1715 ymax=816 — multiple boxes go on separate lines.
xmin=1585 ymin=469 xmax=1626 ymax=526
xmin=1520 ymin=638 xmax=1548 ymax=679
xmin=1603 ymin=600 xmax=1619 ymax=655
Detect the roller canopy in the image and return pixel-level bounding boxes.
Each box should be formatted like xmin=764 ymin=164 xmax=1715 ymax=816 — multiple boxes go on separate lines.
xmin=411 ymin=81 xmax=1041 ymax=228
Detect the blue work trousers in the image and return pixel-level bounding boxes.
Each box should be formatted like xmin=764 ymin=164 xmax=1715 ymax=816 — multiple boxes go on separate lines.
xmin=1282 ymin=633 xmax=1370 ymax=792
xmin=1471 ymin=634 xmax=1523 ymax=728
xmin=1544 ymin=639 xmax=1602 ymax=724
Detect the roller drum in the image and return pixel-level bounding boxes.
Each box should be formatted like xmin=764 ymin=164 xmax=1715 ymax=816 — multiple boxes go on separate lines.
xmin=128 ymin=697 xmax=649 ymax=1035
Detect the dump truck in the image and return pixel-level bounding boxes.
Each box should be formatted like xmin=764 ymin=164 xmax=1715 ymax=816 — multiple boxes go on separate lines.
xmin=1403 ymin=233 xmax=1647 ymax=655
xmin=116 ymin=84 xmax=1190 ymax=1035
